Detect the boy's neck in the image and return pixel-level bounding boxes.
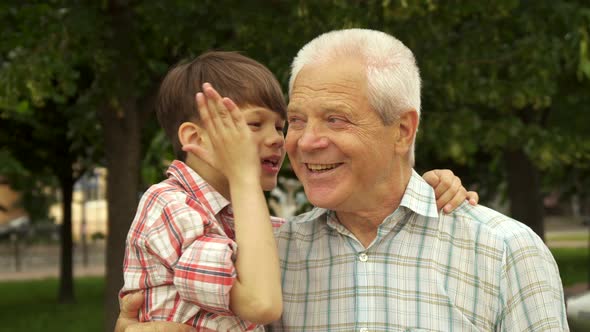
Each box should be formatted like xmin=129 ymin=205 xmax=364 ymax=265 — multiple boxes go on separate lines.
xmin=184 ymin=156 xmax=230 ymax=200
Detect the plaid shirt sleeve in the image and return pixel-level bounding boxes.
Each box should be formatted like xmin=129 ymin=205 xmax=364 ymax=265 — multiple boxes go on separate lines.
xmin=142 ymin=198 xmax=237 ymax=316
xmin=498 ymin=228 xmax=568 ymax=331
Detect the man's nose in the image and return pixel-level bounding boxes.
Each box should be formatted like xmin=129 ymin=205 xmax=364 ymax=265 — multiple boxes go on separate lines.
xmin=298 ymin=125 xmax=329 ymax=151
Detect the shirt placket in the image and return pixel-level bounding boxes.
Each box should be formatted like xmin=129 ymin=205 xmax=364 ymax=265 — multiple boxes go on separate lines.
xmin=333 ymin=210 xmax=408 ymax=332
xmin=342 ymin=232 xmax=378 ymax=332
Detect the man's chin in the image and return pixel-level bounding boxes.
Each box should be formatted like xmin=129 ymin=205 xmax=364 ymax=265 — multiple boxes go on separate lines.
xmin=305 ymin=188 xmax=342 ymax=210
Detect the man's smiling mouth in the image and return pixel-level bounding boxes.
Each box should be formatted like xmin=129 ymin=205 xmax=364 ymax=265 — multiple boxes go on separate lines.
xmin=305 ymin=163 xmax=343 ymax=172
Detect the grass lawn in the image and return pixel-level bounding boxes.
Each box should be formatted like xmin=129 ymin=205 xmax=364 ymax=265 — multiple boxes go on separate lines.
xmin=0 ymin=248 xmax=586 ymax=331
xmin=551 ymin=247 xmax=590 ymax=287
xmin=0 ymin=277 xmax=104 ymax=332
xmin=547 ymin=231 xmax=589 ymax=242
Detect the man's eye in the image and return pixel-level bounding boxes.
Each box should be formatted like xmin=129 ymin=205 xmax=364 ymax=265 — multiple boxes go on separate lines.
xmin=327 ymin=116 xmax=345 ymax=124
xmin=248 ymin=122 xmax=261 ymax=128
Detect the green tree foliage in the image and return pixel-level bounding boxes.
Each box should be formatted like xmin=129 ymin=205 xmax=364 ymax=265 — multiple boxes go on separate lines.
xmin=0 ymin=1 xmax=103 ymax=304
xmin=406 ymin=1 xmax=590 ymax=238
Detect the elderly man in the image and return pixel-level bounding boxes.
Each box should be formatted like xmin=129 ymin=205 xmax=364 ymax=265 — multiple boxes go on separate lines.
xmin=116 ymin=29 xmax=567 ymax=331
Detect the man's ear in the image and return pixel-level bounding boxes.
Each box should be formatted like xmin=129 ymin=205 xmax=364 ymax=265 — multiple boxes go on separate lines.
xmin=394 ymin=109 xmax=419 ymax=155
xmin=178 ymin=121 xmax=205 ymax=149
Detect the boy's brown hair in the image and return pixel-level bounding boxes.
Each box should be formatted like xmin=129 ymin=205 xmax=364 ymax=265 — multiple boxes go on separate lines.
xmin=156 ymin=51 xmax=287 ymax=161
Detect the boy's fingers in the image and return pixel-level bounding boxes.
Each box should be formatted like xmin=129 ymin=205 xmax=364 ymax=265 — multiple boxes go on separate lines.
xmin=436 ymin=176 xmax=461 ymax=212
xmin=422 ymin=170 xmax=441 ymax=188
xmin=433 ymin=169 xmax=454 ymax=198
xmin=443 ymin=186 xmax=468 ymax=213
xmin=200 ymin=84 xmax=222 ymax=132
xmin=203 ymin=83 xmax=233 ymax=129
xmin=196 ymin=92 xmax=216 ymax=135
xmin=223 ymin=97 xmax=244 ymax=128
xmin=205 ymin=88 xmax=224 ymax=129
xmin=467 ymin=191 xmax=479 ymax=205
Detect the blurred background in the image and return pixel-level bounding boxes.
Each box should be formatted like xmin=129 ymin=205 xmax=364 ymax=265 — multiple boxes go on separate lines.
xmin=1 ymin=1 xmax=589 ymax=331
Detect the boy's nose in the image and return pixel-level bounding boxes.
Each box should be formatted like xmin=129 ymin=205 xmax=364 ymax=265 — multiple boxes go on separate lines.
xmin=266 ymin=130 xmax=285 ymax=148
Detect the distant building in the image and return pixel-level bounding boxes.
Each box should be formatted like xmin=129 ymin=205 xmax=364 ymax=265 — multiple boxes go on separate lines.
xmin=0 ymin=178 xmax=29 ymax=238
xmin=0 ymin=168 xmax=110 ymax=242
xmin=49 ymin=168 xmax=109 ymax=242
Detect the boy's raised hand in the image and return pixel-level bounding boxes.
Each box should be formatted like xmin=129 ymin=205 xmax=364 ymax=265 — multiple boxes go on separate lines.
xmin=183 ymin=83 xmax=260 ymax=183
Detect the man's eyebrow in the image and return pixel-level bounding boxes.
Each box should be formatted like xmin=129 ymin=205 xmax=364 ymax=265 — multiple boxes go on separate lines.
xmin=287 ymin=103 xmax=353 ymax=115
xmin=287 ymin=105 xmax=301 ymax=114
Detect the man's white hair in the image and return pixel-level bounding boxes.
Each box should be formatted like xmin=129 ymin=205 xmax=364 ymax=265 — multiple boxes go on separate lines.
xmin=289 ymin=29 xmax=421 ymax=165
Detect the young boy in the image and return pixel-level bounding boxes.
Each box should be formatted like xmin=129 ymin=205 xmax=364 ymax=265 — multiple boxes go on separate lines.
xmin=121 ymin=51 xmax=287 ymax=331
xmin=120 ymin=51 xmax=477 ymax=331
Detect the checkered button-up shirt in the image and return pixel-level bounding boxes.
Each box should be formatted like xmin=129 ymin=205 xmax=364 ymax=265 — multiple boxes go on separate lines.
xmin=270 ymin=169 xmax=568 ymax=331
xmin=122 ymin=160 xmax=285 ymax=331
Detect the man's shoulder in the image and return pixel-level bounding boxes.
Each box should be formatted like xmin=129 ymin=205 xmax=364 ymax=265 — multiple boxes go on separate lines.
xmin=447 ymin=203 xmax=544 ymax=247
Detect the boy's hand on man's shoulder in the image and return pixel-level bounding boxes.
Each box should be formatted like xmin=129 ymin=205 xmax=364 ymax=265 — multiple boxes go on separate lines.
xmin=422 ymin=169 xmax=479 ymax=213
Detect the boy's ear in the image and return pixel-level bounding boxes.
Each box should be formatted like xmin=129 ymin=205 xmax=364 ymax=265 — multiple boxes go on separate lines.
xmin=178 ymin=121 xmax=206 ymax=148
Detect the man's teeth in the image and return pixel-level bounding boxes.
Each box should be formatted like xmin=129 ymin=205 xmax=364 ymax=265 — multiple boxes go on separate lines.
xmin=306 ymin=163 xmax=339 ymax=171
xmin=263 ymin=160 xmax=277 ymax=166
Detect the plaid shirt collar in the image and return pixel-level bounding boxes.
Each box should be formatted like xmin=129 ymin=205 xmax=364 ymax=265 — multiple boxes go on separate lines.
xmin=399 ymin=169 xmax=440 ymax=219
xmin=302 ymin=169 xmax=439 ymax=230
xmin=166 ymin=160 xmax=230 ymax=215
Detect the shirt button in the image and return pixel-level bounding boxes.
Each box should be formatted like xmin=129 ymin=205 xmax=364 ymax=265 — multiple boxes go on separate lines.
xmin=358 ymin=253 xmax=368 ymax=262
xmin=359 ymin=328 xmax=369 ymax=332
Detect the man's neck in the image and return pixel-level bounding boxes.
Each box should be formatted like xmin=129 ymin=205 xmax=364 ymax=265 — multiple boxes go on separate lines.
xmin=335 ymin=166 xmax=412 ymax=248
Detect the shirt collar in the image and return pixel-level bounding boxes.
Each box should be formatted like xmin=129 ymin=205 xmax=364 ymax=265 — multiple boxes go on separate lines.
xmin=298 ymin=168 xmax=439 ymax=227
xmin=166 ymin=160 xmax=230 ymax=215
xmin=399 ymin=169 xmax=440 ymax=219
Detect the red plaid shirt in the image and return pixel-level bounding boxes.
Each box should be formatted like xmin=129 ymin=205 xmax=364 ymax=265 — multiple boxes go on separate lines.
xmin=121 ymin=161 xmax=285 ymax=331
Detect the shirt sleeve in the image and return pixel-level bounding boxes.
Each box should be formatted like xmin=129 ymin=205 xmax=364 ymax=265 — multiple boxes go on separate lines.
xmin=173 ymin=232 xmax=236 ymax=315
xmin=498 ymin=228 xmax=569 ymax=331
xmin=145 ymin=199 xmax=237 ymax=316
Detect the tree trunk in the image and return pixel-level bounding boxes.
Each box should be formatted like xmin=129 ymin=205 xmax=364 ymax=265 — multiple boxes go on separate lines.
xmin=102 ymin=1 xmax=141 ymax=330
xmin=504 ymin=148 xmax=545 ymax=240
xmin=58 ymin=174 xmax=75 ymax=303
xmin=102 ymin=106 xmax=140 ymax=331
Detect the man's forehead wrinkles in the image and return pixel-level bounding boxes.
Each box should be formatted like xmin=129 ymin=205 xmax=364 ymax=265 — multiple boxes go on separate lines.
xmin=292 ymin=83 xmax=328 ymax=92
xmin=301 ymin=80 xmax=359 ymax=92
